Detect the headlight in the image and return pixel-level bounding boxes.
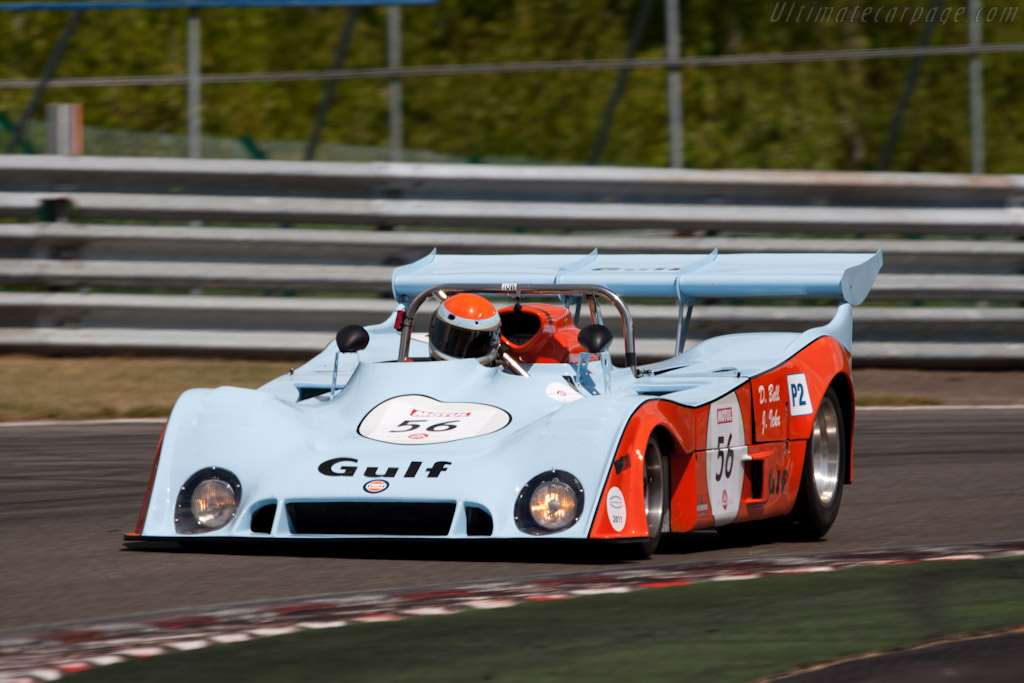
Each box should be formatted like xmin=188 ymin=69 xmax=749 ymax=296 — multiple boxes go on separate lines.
xmin=191 ymin=479 xmax=237 ymax=528
xmin=529 ymin=480 xmax=578 ymax=530
xmin=175 ymin=467 xmax=241 ymax=534
xmin=515 ymin=470 xmax=584 ymax=535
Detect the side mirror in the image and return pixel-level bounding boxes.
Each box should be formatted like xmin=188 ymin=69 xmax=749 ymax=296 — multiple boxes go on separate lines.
xmin=336 ymin=325 xmax=369 ymax=353
xmin=578 ymin=324 xmax=613 ymax=354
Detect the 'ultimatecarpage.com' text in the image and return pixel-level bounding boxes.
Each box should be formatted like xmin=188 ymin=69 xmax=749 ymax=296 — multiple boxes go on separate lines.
xmin=771 ymin=3 xmax=1019 ymax=24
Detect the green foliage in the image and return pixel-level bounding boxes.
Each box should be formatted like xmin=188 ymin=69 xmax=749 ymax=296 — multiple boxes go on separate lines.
xmin=67 ymin=557 xmax=1024 ymax=683
xmin=0 ymin=0 xmax=1021 ymax=170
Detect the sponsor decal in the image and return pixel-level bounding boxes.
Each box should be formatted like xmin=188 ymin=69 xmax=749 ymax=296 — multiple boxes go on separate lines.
xmin=359 ymin=395 xmax=511 ymax=445
xmin=546 ymin=382 xmax=583 ymax=404
xmin=410 ymin=409 xmax=471 ymax=419
xmin=716 ymin=407 xmax=733 ymax=424
xmin=721 ymin=490 xmax=729 ymax=510
xmin=696 ymin=495 xmax=710 ymax=517
xmin=787 ymin=373 xmax=813 ymax=416
xmin=768 ymin=468 xmax=789 ymax=495
xmin=612 ymin=453 xmax=631 ymax=475
xmin=318 ymin=457 xmax=450 ymax=479
xmin=364 ymin=479 xmax=389 ymax=494
xmin=606 ymin=486 xmax=627 ymax=532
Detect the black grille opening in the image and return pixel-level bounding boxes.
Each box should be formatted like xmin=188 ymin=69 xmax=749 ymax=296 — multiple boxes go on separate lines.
xmin=500 ymin=309 xmax=542 ymax=345
xmin=287 ymin=502 xmax=456 ymax=536
xmin=465 ymin=506 xmax=493 ymax=537
xmin=748 ymin=460 xmax=763 ymax=500
xmin=250 ymin=504 xmax=277 ymax=534
xmin=298 ymin=387 xmax=330 ymax=401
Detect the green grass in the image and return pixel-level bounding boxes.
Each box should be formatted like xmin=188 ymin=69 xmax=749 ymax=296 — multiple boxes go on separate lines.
xmin=855 ymin=392 xmax=942 ymax=407
xmin=69 ymin=557 xmax=1024 ymax=683
xmin=0 ymin=354 xmax=940 ymax=421
xmin=0 ymin=354 xmax=300 ymax=421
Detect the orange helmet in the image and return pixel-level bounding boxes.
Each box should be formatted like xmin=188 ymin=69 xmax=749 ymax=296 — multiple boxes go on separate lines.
xmin=429 ymin=293 xmax=501 ymax=363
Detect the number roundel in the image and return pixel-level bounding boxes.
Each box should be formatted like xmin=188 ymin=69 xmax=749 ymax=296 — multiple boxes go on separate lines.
xmin=706 ymin=393 xmax=747 ymax=526
xmin=714 ymin=433 xmax=735 ymax=482
xmin=358 ymin=395 xmax=511 ymax=445
xmin=391 ymin=419 xmax=459 ymax=433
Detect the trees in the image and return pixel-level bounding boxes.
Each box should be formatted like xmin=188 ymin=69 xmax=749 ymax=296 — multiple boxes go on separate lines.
xmin=1 ymin=0 xmax=1020 ymax=171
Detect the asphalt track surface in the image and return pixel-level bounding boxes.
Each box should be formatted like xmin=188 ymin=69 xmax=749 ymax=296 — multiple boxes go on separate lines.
xmin=1 ymin=406 xmax=1022 ymax=633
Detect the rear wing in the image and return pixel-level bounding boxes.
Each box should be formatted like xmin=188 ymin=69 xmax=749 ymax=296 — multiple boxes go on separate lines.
xmin=392 ymin=249 xmax=883 ymax=306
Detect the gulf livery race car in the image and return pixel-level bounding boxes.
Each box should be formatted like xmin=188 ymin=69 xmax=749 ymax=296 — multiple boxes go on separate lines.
xmin=127 ymin=250 xmax=882 ymax=557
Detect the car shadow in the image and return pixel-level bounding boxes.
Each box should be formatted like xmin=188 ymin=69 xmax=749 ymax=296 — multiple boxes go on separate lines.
xmin=657 ymin=525 xmax=827 ymax=555
xmin=123 ymin=525 xmax=824 ymax=564
xmin=122 ymin=538 xmax=640 ymax=564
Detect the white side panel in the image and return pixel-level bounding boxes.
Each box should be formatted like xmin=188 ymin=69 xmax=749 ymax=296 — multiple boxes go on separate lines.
xmin=705 ymin=393 xmax=747 ymax=526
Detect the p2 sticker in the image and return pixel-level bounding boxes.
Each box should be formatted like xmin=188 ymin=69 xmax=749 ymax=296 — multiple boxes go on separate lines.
xmin=787 ymin=373 xmax=813 ymax=416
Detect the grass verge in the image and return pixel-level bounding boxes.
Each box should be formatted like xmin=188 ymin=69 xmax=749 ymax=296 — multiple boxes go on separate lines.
xmin=853 ymin=391 xmax=941 ymax=406
xmin=0 ymin=354 xmax=939 ymax=421
xmin=69 ymin=557 xmax=1024 ymax=683
xmin=0 ymin=354 xmax=301 ymax=421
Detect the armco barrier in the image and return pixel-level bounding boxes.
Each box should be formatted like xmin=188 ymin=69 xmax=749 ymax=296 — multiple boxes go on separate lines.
xmin=1 ymin=156 xmax=1022 ymax=368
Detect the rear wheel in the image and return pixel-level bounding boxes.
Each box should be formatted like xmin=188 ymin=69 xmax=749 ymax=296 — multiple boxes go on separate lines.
xmin=622 ymin=435 xmax=668 ymax=559
xmin=791 ymin=387 xmax=846 ymax=539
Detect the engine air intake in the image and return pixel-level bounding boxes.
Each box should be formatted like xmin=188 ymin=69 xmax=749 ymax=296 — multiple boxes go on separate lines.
xmin=286 ymin=502 xmax=456 ymax=536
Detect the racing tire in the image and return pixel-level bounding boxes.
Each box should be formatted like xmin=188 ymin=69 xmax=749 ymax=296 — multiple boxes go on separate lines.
xmin=621 ymin=435 xmax=669 ymax=560
xmin=791 ymin=386 xmax=846 ymax=539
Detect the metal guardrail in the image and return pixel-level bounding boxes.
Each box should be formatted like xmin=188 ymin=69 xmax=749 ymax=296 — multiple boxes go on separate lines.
xmin=1 ymin=156 xmax=1022 ymax=368
xmin=2 ymin=258 xmax=1022 ymax=301
xmin=4 ymin=223 xmax=1024 ymax=271
xmin=4 ymin=193 xmax=1024 ymax=233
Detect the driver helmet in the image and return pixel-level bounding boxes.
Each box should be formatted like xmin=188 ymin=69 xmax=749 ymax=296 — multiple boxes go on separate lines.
xmin=429 ymin=293 xmax=501 ymax=364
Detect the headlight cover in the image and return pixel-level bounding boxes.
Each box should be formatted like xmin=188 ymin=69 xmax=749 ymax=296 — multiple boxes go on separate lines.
xmin=514 ymin=470 xmax=584 ymax=535
xmin=175 ymin=467 xmax=242 ymax=534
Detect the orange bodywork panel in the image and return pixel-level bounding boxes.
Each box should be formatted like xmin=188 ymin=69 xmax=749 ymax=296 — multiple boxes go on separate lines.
xmin=748 ymin=336 xmax=853 ymax=480
xmin=498 ymin=303 xmax=589 ymax=365
xmin=131 ymin=421 xmax=167 ymax=536
xmin=750 ymin=336 xmax=851 ymax=443
xmin=589 ymin=400 xmax=696 ymax=539
xmin=589 ymin=335 xmax=853 ymax=539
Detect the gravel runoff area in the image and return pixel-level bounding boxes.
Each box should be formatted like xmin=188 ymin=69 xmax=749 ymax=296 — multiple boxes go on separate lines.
xmin=853 ymin=369 xmax=1024 ymax=405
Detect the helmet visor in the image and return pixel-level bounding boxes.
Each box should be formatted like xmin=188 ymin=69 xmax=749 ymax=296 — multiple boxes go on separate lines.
xmin=431 ymin=315 xmax=499 ymax=359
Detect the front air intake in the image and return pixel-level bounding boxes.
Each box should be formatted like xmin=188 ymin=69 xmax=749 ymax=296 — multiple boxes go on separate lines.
xmin=465 ymin=506 xmax=493 ymax=536
xmin=250 ymin=504 xmax=277 ymax=534
xmin=286 ymin=502 xmax=456 ymax=536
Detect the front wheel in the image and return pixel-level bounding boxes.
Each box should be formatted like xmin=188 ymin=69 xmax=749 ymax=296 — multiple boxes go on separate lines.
xmin=791 ymin=386 xmax=846 ymax=539
xmin=621 ymin=435 xmax=669 ymax=559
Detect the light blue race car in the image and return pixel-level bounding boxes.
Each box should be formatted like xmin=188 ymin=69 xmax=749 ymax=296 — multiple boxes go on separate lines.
xmin=128 ymin=249 xmax=881 ymax=557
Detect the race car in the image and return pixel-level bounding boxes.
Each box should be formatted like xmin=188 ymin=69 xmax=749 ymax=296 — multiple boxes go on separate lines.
xmin=127 ymin=250 xmax=882 ymax=557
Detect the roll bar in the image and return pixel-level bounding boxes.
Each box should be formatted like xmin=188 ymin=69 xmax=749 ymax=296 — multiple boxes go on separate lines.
xmin=398 ymin=283 xmax=639 ymax=376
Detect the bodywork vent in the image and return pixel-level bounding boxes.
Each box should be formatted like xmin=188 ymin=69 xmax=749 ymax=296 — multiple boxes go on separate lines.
xmin=465 ymin=506 xmax=493 ymax=536
xmin=250 ymin=504 xmax=277 ymax=534
xmin=286 ymin=502 xmax=456 ymax=536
